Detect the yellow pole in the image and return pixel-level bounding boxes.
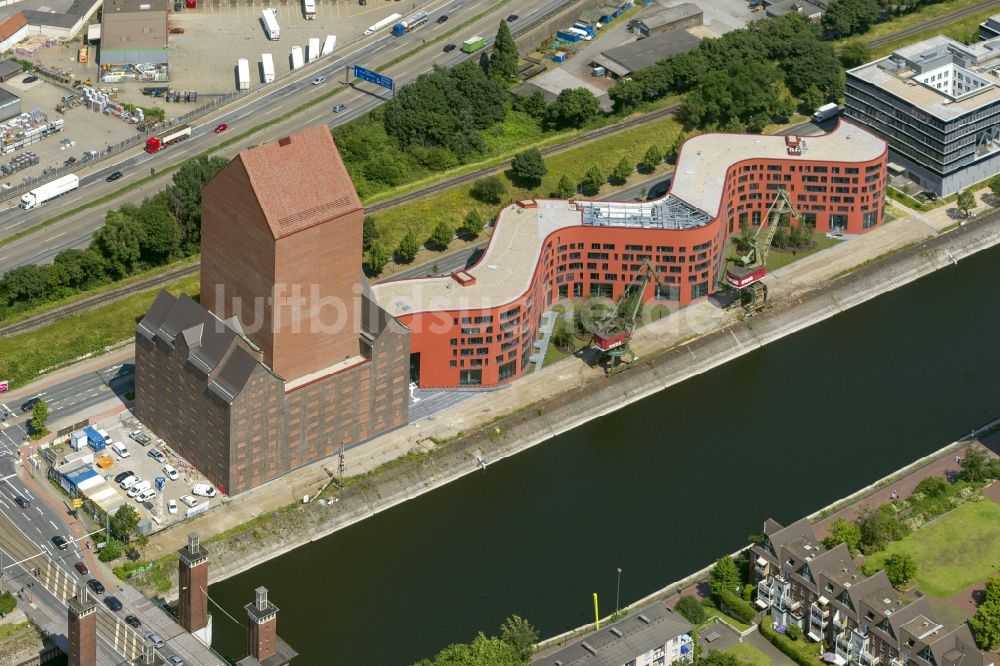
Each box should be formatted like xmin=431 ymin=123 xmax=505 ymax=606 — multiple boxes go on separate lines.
xmin=593 ymin=592 xmax=600 ymax=629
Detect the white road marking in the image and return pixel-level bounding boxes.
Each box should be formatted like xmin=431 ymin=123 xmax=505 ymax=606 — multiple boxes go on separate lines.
xmin=49 ymin=520 xmax=57 ymax=530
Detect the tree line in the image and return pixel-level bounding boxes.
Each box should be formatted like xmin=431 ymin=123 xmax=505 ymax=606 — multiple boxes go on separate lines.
xmin=0 ymin=156 xmax=226 ymax=320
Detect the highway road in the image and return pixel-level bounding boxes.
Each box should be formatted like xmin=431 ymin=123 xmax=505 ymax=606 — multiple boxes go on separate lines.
xmin=0 ymin=0 xmax=572 ymax=275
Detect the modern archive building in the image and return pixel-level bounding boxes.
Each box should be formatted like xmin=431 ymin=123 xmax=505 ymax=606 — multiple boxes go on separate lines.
xmin=846 ymin=34 xmax=1000 ymax=196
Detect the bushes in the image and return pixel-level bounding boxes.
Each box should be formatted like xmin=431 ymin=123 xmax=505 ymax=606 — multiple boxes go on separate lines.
xmin=760 ymin=616 xmax=819 ymax=666
xmin=674 ymin=595 xmax=706 ymax=624
xmin=98 ymin=537 xmax=125 ymax=562
xmin=472 ymin=176 xmax=507 ymax=204
xmin=716 ymin=589 xmax=756 ymax=624
xmin=0 ymin=592 xmax=15 ymax=615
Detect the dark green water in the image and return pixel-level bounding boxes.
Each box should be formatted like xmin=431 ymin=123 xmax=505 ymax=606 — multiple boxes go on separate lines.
xmin=209 ymin=243 xmax=1000 ymax=665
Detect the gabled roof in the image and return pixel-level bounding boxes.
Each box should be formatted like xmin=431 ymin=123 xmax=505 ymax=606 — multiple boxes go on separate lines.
xmin=766 ymin=517 xmax=816 ymax=552
xmin=0 ymin=12 xmax=27 ymax=40
xmin=233 ymin=125 xmax=361 ymax=240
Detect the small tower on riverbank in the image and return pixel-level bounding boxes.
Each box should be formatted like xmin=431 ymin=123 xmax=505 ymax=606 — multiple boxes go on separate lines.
xmin=67 ymin=585 xmax=97 ymax=666
xmin=177 ymin=532 xmax=212 ymax=646
xmin=237 ymin=586 xmax=297 ymax=666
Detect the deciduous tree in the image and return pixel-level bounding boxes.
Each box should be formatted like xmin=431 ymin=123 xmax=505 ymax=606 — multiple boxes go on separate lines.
xmin=428 ymin=220 xmax=453 ymax=250
xmin=510 ymin=148 xmax=547 ymax=186
xmin=674 ymin=595 xmax=705 ymax=624
xmin=413 ymin=632 xmax=523 ymax=665
xmin=545 ymin=88 xmax=601 ymax=130
xmin=822 ymin=0 xmax=879 ymax=38
xmin=960 ymin=445 xmax=989 ymax=483
xmin=884 ymin=553 xmax=917 ymax=587
xmin=553 ymin=173 xmax=577 ymax=198
xmin=396 ymin=230 xmax=420 ymax=264
xmin=471 ymin=176 xmax=507 ymax=204
xmin=365 ymin=241 xmax=390 ymax=276
xmin=821 ymin=518 xmax=862 ymax=557
xmin=499 ymin=615 xmax=538 ymax=661
xmin=957 ymin=190 xmax=976 ymax=218
xmin=30 ymin=400 xmax=49 ymax=436
xmin=611 ymin=157 xmax=633 ymax=184
xmin=110 ymin=505 xmax=140 ymax=543
xmin=579 ymin=165 xmax=605 ymax=196
xmin=363 ymin=215 xmax=379 ymax=251
xmin=93 ymin=212 xmax=143 ymax=279
xmin=840 ymin=40 xmax=871 ymax=68
xmin=858 ymin=505 xmax=910 ymax=554
xmin=639 ymin=144 xmax=663 ymax=173
xmin=709 ymin=556 xmax=742 ymax=599
xmin=460 ymin=209 xmax=485 ymax=237
xmin=167 ymin=155 xmax=227 ymax=251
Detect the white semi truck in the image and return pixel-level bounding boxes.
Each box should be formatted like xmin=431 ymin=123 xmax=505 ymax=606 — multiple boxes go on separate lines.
xmin=20 ymin=174 xmax=79 ymax=210
xmin=261 ymin=53 xmax=275 ymax=83
xmin=237 ymin=58 xmax=250 ymax=90
xmin=291 ymin=45 xmax=304 ymax=70
xmin=364 ymin=13 xmax=402 ymax=36
xmin=262 ymin=8 xmax=280 ymax=40
xmin=303 ymin=0 xmax=315 ymax=19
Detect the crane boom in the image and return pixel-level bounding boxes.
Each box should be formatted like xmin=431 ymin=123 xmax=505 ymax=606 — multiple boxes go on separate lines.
xmin=591 ymin=259 xmax=659 ymax=362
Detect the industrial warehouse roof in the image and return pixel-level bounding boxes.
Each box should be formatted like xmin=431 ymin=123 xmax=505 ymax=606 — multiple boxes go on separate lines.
xmin=596 ymin=30 xmax=702 ymax=76
xmin=849 ymin=34 xmax=1000 ymax=121
xmin=632 ymin=2 xmax=701 ymax=31
xmin=533 ymin=601 xmax=693 ymax=666
xmin=671 ymin=121 xmax=887 ymax=218
xmin=235 ymin=125 xmax=362 ymax=240
xmin=0 ymin=88 xmax=19 ymax=106
xmin=100 ymin=0 xmax=167 ymax=52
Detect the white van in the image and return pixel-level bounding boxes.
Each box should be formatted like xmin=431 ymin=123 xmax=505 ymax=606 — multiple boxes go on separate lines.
xmin=120 ymin=475 xmax=139 ymax=490
xmin=136 ymin=488 xmax=156 ymax=503
xmin=111 ymin=441 xmax=130 ymax=458
xmin=97 ymin=429 xmax=111 ymax=444
xmin=128 ymin=480 xmax=151 ymax=498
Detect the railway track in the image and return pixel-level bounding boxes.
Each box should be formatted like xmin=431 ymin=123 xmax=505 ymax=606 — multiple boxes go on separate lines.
xmin=367 ymin=103 xmax=682 ymax=213
xmin=0 ymin=263 xmax=199 ymax=337
xmin=865 ymin=0 xmax=1000 ymax=48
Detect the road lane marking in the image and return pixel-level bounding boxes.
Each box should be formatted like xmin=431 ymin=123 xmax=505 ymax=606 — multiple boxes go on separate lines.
xmin=49 ymin=520 xmax=57 ymax=529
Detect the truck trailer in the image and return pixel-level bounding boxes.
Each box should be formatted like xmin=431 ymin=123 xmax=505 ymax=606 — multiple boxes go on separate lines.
xmin=237 ymin=58 xmax=250 ymax=90
xmin=144 ymin=125 xmax=192 ymax=153
xmin=261 ymin=53 xmax=275 ymax=83
xmin=364 ymin=13 xmax=402 ymax=36
xmin=308 ymin=37 xmax=321 ymax=62
xmin=461 ymin=35 xmax=487 ymax=53
xmin=19 ymin=174 xmax=79 ymax=210
xmin=262 ymin=8 xmax=280 ymax=40
xmin=321 ymin=34 xmax=336 ymax=56
xmin=392 ymin=11 xmax=429 ymax=37
xmin=303 ymin=0 xmax=315 ymax=19
xmin=291 ymin=45 xmax=304 ymax=70
xmin=813 ymin=102 xmax=840 ymax=122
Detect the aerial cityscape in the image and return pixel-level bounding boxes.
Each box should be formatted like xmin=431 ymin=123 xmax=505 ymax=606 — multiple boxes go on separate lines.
xmin=0 ymin=0 xmax=999 ymax=665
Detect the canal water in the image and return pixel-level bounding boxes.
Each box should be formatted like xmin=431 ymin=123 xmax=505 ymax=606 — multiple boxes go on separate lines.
xmin=209 ymin=243 xmax=1000 ymax=665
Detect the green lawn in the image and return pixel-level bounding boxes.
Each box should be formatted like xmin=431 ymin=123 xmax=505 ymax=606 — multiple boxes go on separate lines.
xmin=864 ymin=500 xmax=1000 ymax=598
xmin=367 ymin=113 xmax=684 ymax=252
xmin=701 ymin=601 xmax=754 ymax=632
xmin=864 ymin=1 xmax=1000 ymax=59
xmin=721 ymin=643 xmax=774 ymax=666
xmin=0 ymin=273 xmax=200 ymax=391
xmin=835 ymin=0 xmax=996 ymax=49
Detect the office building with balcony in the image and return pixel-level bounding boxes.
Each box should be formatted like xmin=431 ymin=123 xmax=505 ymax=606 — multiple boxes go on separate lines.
xmin=751 ymin=518 xmax=993 ymax=666
xmin=845 ymin=34 xmax=1000 ymax=196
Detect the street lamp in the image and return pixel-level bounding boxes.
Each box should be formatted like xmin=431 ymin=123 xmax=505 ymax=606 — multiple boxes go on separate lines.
xmin=616 ymin=568 xmax=622 ymax=616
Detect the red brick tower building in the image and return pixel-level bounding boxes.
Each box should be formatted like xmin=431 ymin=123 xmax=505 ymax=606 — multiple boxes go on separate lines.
xmin=67 ymin=586 xmax=97 ymax=666
xmin=177 ymin=532 xmax=211 ymax=644
xmin=237 ymin=587 xmax=297 ymax=666
xmin=200 ymin=126 xmax=364 ymax=383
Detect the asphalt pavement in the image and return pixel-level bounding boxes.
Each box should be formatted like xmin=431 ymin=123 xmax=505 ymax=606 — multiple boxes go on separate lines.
xmin=0 ymin=0 xmax=568 ymax=275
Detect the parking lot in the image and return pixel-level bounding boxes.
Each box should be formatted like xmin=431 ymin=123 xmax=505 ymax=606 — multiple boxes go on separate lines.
xmin=0 ymin=75 xmax=140 ymax=189
xmin=90 ymin=417 xmax=217 ymax=531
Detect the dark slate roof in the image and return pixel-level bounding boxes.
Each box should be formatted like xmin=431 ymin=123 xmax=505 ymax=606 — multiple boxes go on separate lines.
xmin=137 ymin=291 xmax=266 ymax=404
xmin=767 ymin=516 xmax=816 ymax=552
xmin=0 ymin=60 xmax=22 ymax=79
xmin=928 ymin=624 xmax=991 ymax=666
xmin=533 ymin=601 xmax=693 ymax=666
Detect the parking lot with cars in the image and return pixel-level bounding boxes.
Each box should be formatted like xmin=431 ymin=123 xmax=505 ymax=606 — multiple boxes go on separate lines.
xmin=91 ymin=419 xmax=218 ymax=531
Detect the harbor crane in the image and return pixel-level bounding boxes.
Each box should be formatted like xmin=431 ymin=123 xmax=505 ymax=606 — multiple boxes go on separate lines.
xmin=725 ymin=188 xmax=799 ymax=313
xmin=591 ymin=259 xmax=659 ymax=370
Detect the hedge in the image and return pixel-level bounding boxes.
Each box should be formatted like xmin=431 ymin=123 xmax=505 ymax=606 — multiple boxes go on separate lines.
xmin=717 ymin=589 xmax=757 ymax=624
xmin=760 ymin=616 xmax=822 ymax=666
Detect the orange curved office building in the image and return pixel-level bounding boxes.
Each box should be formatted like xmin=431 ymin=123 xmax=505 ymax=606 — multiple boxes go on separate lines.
xmin=372 ymin=121 xmax=888 ymax=389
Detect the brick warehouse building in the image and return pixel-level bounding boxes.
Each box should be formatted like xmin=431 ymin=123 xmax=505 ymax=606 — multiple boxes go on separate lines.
xmin=371 ymin=121 xmax=888 ymax=389
xmin=135 ymin=127 xmax=410 ymax=495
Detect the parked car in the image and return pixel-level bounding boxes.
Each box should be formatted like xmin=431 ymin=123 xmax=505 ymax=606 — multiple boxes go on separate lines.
xmin=126 ymin=550 xmax=140 ymax=561
xmin=14 ymin=496 xmax=29 ymax=509
xmin=128 ymin=481 xmax=151 ymax=498
xmin=20 ymin=397 xmax=40 ymax=412
xmin=21 ymin=75 xmax=38 ymax=84
xmin=51 ymin=535 xmax=68 ymax=550
xmin=436 ymin=14 xmax=448 ymax=23
xmin=213 ymin=123 xmax=228 ymax=133
xmin=125 ymin=615 xmax=141 ymax=628
xmin=74 ymin=562 xmax=89 ymax=575
xmin=163 ymin=464 xmax=179 ymax=481
xmin=168 ymin=656 xmax=185 ymax=666
xmin=191 ymin=483 xmax=217 ymax=498
xmin=120 ymin=475 xmax=140 ymax=490
xmin=311 ymin=76 xmax=326 ymax=85
xmin=179 ymin=495 xmax=199 ymax=508
xmin=106 ymin=171 xmax=123 ymax=182
xmin=168 ymin=499 xmax=178 ymax=515
xmin=114 ymin=471 xmax=134 ymax=483
xmin=148 ymin=449 xmax=166 ymax=463
xmin=506 ymin=13 xmax=519 ymax=22
xmin=443 ymin=43 xmax=456 ymax=52
xmin=333 ymin=104 xmax=346 ymax=113
xmin=104 ymin=596 xmax=123 ymax=612
xmin=128 ymin=430 xmax=150 ymax=445
xmin=87 ymin=579 xmax=105 ymax=594
xmin=173 ymin=1 xmax=182 ymax=10
xmin=145 ymin=632 xmax=165 ymax=649
xmin=136 ymin=489 xmax=157 ymax=503
xmin=169 ymin=27 xmax=185 ymax=34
